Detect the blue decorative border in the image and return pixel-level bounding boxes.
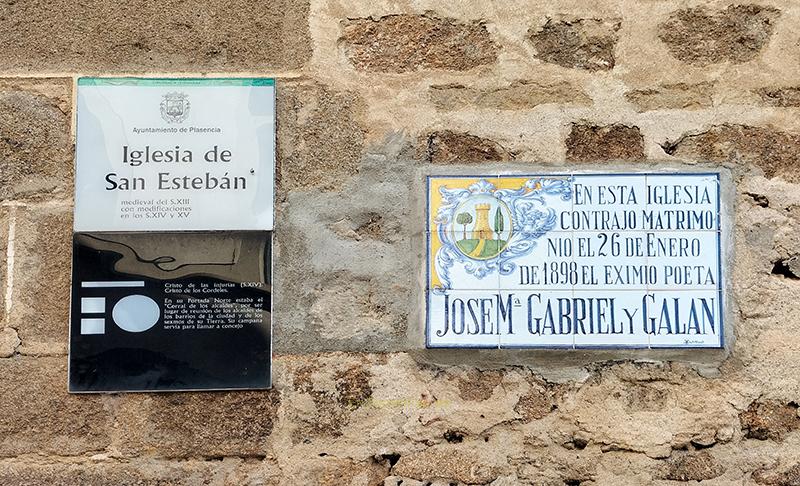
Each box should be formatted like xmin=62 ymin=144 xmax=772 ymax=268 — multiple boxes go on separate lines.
xmin=425 ymin=172 xmax=725 ymax=350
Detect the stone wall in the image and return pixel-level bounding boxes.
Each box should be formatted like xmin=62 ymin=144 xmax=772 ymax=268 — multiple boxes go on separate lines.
xmin=1 ymin=1 xmax=800 ymax=484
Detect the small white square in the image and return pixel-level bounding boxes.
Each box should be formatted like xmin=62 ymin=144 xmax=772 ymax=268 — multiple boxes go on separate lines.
xmin=81 ymin=297 xmax=106 ymax=314
xmin=81 ymin=318 xmax=105 ymax=335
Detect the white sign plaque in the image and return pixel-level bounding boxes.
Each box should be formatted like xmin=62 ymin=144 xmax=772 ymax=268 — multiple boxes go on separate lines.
xmin=70 ymin=78 xmax=274 ymax=393
xmin=426 ymin=173 xmax=725 ymax=349
xmin=75 ymin=78 xmax=275 ymax=232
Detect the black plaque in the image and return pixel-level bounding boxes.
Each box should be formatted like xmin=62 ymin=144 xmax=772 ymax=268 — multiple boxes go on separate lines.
xmin=69 ymin=231 xmax=271 ymax=392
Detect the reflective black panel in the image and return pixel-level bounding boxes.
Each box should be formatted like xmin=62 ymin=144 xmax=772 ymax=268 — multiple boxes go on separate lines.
xmin=69 ymin=231 xmax=271 ymax=392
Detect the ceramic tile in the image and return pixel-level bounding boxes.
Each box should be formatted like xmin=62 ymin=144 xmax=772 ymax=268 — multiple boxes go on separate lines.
xmin=494 ymin=173 xmax=574 ymax=291
xmin=569 ymin=174 xmax=647 ymax=231
xmin=428 ymin=176 xmax=501 ymax=233
xmin=572 ymin=290 xmax=651 ymax=348
xmin=499 ymin=290 xmax=575 ymax=348
xmin=427 ymin=176 xmax=503 ymax=291
xmin=644 ymin=289 xmax=724 ymax=348
xmin=495 ymin=173 xmax=575 ymax=218
xmin=572 ymin=231 xmax=649 ymax=290
xmin=425 ymin=172 xmax=726 ymax=350
xmin=446 ymin=231 xmax=510 ymax=261
xmin=427 ymin=231 xmax=500 ymax=291
xmin=644 ymin=174 xmax=719 ymax=231
xmin=426 ymin=289 xmax=501 ymax=348
xmin=645 ymin=230 xmax=720 ymax=290
xmin=499 ymin=231 xmax=574 ymax=290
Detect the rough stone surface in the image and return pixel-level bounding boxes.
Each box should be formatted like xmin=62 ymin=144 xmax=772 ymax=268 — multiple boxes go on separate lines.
xmin=308 ymin=277 xmax=403 ymax=341
xmin=341 ymin=14 xmax=498 ymax=73
xmin=0 ymin=357 xmax=111 ymax=456
xmin=658 ymin=5 xmax=781 ymax=65
xmin=292 ymin=457 xmax=389 ymax=486
xmin=0 ymin=1 xmax=311 ymax=72
xmin=663 ymin=125 xmax=800 ymax=183
xmin=454 ymin=368 xmax=503 ymax=401
xmin=429 ymin=80 xmax=591 ymax=111
xmin=8 ymin=204 xmax=72 ymax=354
xmin=392 ymin=446 xmax=501 ymax=484
xmin=758 ymin=87 xmax=800 ymax=107
xmin=529 ymin=18 xmax=621 ymax=71
xmin=0 ymin=79 xmax=72 ymax=201
xmin=3 ymin=1 xmax=800 ymax=483
xmin=514 ymin=377 xmax=560 ymax=422
xmin=740 ymin=400 xmax=800 ymax=441
xmin=565 ymin=123 xmax=645 ymax=162
xmin=625 ymin=83 xmax=713 ymax=111
xmin=424 ymin=130 xmax=513 ymax=164
xmin=660 ymin=451 xmax=725 ymax=481
xmin=0 ymin=207 xmax=6 ymax=322
xmin=276 ymin=82 xmax=365 ymax=193
xmin=753 ymin=463 xmax=800 ymax=486
xmin=561 ymin=362 xmax=738 ymax=457
xmin=283 ymin=354 xmax=377 ymax=440
xmin=273 ymin=141 xmax=413 ymax=354
xmin=0 ymin=460 xmax=220 ymax=486
xmin=328 ymin=212 xmax=402 ymax=243
xmin=0 ymin=328 xmax=20 ymax=358
xmin=118 ymin=390 xmax=280 ymax=458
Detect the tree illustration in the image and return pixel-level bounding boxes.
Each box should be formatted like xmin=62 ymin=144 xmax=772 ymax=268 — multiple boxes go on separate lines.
xmin=456 ymin=212 xmax=473 ymax=240
xmin=494 ymin=207 xmax=504 ymax=242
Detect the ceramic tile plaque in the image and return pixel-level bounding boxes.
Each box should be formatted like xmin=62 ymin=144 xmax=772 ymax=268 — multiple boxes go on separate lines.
xmin=69 ymin=78 xmax=274 ymax=393
xmin=426 ymin=173 xmax=724 ymax=349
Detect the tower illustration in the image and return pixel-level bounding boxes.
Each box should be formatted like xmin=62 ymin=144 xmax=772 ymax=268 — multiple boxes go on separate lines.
xmin=473 ymin=203 xmax=493 ymax=240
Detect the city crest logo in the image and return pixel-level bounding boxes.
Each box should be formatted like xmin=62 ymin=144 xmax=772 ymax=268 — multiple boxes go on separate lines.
xmin=429 ymin=177 xmax=573 ymax=291
xmin=452 ymin=196 xmax=512 ymax=261
xmin=160 ymin=92 xmax=190 ymax=123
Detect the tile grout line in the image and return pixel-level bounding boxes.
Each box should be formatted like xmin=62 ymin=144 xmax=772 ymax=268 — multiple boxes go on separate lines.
xmin=4 ymin=207 xmax=16 ymax=326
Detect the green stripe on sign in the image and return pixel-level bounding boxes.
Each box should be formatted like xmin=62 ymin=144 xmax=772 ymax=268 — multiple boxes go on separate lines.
xmin=77 ymin=78 xmax=275 ymax=86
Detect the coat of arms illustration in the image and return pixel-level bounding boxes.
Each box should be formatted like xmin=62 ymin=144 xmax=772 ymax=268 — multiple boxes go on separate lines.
xmin=429 ymin=177 xmax=573 ymax=291
xmin=160 ymin=92 xmax=190 ymax=123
